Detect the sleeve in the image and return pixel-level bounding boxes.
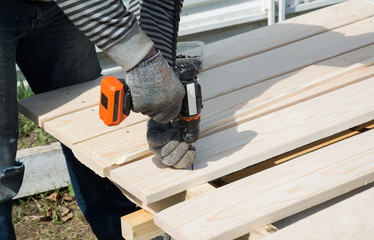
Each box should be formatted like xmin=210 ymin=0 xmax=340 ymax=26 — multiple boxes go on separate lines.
xmin=136 ymin=0 xmax=184 ymax=66
xmin=55 ymin=0 xmax=154 ymax=71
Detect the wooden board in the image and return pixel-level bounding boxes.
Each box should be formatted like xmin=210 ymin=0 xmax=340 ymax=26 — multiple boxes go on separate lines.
xmin=121 ymin=209 xmax=163 ymax=240
xmin=120 ymin=183 xmax=216 ymax=240
xmin=200 ymin=16 xmax=374 ymax=101
xmin=15 ymin=2 xmax=374 ymax=238
xmin=19 ymin=3 xmax=374 ymax=127
xmin=201 ymin=0 xmax=374 ymax=71
xmin=264 ymin=184 xmax=374 ymax=240
xmin=18 ymin=78 xmax=102 ymax=127
xmin=43 ymin=44 xmax=374 ymax=150
xmin=44 ymin=107 xmax=147 ymax=149
xmin=154 ymin=129 xmax=374 ymax=240
xmin=70 ymin=45 xmax=374 ymax=177
xmin=109 ymin=78 xmax=374 ymax=204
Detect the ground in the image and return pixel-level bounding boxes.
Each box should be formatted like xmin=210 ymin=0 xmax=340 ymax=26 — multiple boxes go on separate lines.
xmin=14 ymin=113 xmax=97 ymax=240
xmin=12 ymin=189 xmax=97 ymax=240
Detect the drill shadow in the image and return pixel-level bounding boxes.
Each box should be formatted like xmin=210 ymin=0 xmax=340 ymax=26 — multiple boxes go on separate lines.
xmin=149 ymin=129 xmax=257 ymax=170
xmin=193 ymin=129 xmax=257 ymax=169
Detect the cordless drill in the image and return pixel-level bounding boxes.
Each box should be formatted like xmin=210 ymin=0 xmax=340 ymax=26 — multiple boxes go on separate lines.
xmin=99 ymin=61 xmax=202 ymax=145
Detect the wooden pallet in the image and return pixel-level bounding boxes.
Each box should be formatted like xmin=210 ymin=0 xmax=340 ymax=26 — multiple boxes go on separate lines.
xmin=19 ymin=1 xmax=374 ymax=239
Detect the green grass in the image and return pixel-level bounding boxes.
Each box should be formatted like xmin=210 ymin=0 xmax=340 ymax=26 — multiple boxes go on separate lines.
xmin=17 ymin=73 xmax=34 ymax=101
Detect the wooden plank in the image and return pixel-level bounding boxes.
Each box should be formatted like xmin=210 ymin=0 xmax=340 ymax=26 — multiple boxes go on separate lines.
xmin=201 ymin=0 xmax=374 ymax=71
xmin=121 ymin=209 xmax=163 ymax=240
xmin=18 ymin=78 xmax=102 ymax=127
xmin=70 ymin=46 xmax=374 ymax=177
xmin=121 ymin=182 xmax=277 ymax=240
xmin=72 ymin=120 xmax=148 ymax=177
xmin=121 ymin=183 xmax=216 ymax=240
xmin=154 ymin=129 xmax=374 ymax=240
xmin=220 ymin=129 xmax=359 ymax=184
xmin=200 ymin=55 xmax=374 ymax=137
xmin=200 ymin=16 xmax=374 ymax=101
xmin=110 ymin=78 xmax=374 ymax=204
xmin=263 ymin=184 xmax=374 ymax=240
xmin=70 ymin=15 xmax=374 ymax=168
xmin=43 ymin=44 xmax=374 ymax=149
xmin=20 ymin=9 xmax=374 ymax=128
xmin=44 ymin=106 xmax=147 ymax=149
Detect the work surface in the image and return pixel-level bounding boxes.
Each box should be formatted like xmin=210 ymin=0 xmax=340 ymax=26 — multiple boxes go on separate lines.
xmin=19 ymin=0 xmax=374 ymax=239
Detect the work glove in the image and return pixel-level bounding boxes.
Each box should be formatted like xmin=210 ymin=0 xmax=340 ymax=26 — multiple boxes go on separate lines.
xmin=126 ymin=50 xmax=185 ymax=123
xmin=147 ymin=119 xmax=196 ymax=169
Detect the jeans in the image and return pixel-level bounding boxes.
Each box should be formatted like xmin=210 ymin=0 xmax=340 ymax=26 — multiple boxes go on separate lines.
xmin=0 ymin=1 xmax=136 ymax=239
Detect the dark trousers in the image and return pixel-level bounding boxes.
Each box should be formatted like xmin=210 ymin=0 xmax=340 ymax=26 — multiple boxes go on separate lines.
xmin=0 ymin=1 xmax=136 ymax=239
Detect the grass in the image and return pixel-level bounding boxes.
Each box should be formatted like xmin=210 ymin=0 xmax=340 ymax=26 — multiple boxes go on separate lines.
xmin=17 ymin=73 xmax=57 ymax=149
xmin=12 ymin=186 xmax=97 ymax=240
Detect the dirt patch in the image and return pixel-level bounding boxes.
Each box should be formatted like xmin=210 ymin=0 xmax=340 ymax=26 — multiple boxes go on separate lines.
xmin=12 ymin=188 xmax=97 ymax=239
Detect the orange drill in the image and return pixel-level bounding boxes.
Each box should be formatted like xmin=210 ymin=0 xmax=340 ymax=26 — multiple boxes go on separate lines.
xmin=99 ymin=62 xmax=202 ymax=145
xmin=99 ymin=76 xmax=132 ymax=126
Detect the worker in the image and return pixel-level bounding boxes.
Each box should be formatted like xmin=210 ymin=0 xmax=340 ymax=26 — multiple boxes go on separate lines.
xmin=0 ymin=0 xmax=195 ymax=239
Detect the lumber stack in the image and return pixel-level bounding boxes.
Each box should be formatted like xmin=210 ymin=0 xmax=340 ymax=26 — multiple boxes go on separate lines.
xmin=19 ymin=0 xmax=374 ymax=239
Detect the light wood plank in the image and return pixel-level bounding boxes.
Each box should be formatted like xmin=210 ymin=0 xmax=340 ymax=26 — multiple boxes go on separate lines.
xmin=118 ymin=56 xmax=374 ymax=164
xmin=70 ymin=14 xmax=374 ymax=168
xmin=121 ymin=209 xmax=163 ymax=240
xmin=220 ymin=129 xmax=359 ymax=184
xmin=18 ymin=78 xmax=102 ymax=127
xmin=20 ymin=9 xmax=374 ymax=128
xmin=120 ymin=183 xmax=216 ymax=240
xmin=201 ymin=0 xmax=374 ymax=71
xmin=200 ymin=55 xmax=374 ymax=137
xmin=263 ymin=185 xmax=374 ymax=240
xmin=200 ymin=16 xmax=374 ymax=101
xmin=72 ymin=121 xmax=148 ymax=177
xmin=154 ymin=129 xmax=374 ymax=240
xmin=43 ymin=44 xmax=374 ymax=150
xmin=44 ymin=106 xmax=147 ymax=149
xmin=110 ymin=78 xmax=374 ymax=204
xmin=70 ymin=45 xmax=374 ymax=177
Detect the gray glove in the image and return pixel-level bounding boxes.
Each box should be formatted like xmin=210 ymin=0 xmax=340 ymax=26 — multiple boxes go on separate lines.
xmin=126 ymin=50 xmax=185 ymax=123
xmin=147 ymin=119 xmax=196 ymax=169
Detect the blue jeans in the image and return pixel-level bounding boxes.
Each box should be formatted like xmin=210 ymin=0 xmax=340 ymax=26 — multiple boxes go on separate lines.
xmin=0 ymin=1 xmax=136 ymax=239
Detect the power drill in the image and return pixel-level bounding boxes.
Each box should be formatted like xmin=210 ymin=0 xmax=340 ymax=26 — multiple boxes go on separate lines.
xmin=99 ymin=61 xmax=202 ymax=146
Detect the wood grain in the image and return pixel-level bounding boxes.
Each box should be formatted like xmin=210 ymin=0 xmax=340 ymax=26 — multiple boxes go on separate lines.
xmin=18 ymin=78 xmax=102 ymax=127
xmin=19 ymin=5 xmax=374 ymax=127
xmin=200 ymin=16 xmax=374 ymax=101
xmin=263 ymin=185 xmax=374 ymax=240
xmin=154 ymin=129 xmax=374 ymax=240
xmin=71 ymin=43 xmax=374 ymax=177
xmin=120 ymin=183 xmax=216 ymax=240
xmin=201 ymin=0 xmax=374 ymax=71
xmin=110 ymin=78 xmax=374 ymax=204
xmin=121 ymin=209 xmax=163 ymax=240
xmin=43 ymin=44 xmax=374 ymax=150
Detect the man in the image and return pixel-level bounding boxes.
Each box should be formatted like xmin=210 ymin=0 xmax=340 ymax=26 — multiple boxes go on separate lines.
xmin=0 ymin=0 xmax=195 ymax=239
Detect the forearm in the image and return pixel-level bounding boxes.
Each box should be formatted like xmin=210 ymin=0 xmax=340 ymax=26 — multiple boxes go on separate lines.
xmin=55 ymin=0 xmax=154 ymax=71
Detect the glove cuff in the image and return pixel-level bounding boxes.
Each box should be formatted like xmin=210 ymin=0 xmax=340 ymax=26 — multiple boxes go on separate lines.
xmin=104 ymin=22 xmax=154 ymax=71
xmin=127 ymin=50 xmax=176 ymax=86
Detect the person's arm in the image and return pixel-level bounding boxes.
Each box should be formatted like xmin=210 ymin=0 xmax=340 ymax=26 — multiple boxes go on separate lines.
xmin=55 ymin=0 xmax=185 ymax=123
xmin=55 ymin=0 xmax=154 ymax=71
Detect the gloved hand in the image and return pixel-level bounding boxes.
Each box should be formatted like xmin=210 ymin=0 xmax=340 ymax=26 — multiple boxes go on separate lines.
xmin=147 ymin=119 xmax=196 ymax=169
xmin=126 ymin=50 xmax=185 ymax=123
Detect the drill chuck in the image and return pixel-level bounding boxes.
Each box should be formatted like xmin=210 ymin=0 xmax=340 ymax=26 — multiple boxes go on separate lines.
xmin=175 ymin=62 xmax=202 ymax=144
